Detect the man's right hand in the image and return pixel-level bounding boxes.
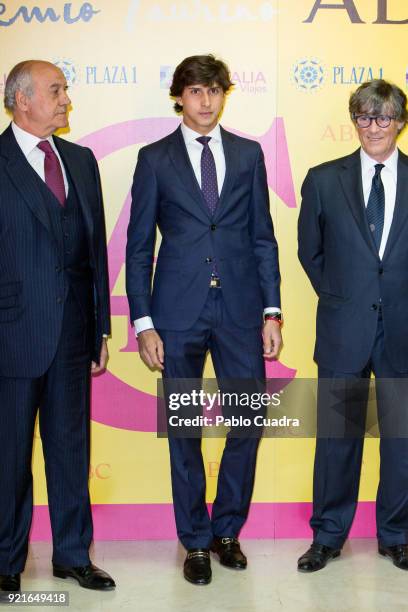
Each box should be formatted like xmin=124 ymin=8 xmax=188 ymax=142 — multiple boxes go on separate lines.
xmin=137 ymin=329 xmax=164 ymax=370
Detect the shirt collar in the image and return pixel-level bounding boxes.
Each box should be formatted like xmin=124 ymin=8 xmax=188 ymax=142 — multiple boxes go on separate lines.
xmin=180 ymin=121 xmax=222 ymax=145
xmin=360 ymin=146 xmax=399 ymax=179
xmin=12 ymin=121 xmax=54 ymax=157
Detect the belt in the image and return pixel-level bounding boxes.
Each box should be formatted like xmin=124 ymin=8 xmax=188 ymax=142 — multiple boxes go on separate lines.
xmin=210 ymin=275 xmax=221 ymax=288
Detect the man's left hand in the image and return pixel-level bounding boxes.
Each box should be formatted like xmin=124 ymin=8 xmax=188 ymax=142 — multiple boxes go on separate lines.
xmin=91 ymin=338 xmax=108 ymax=374
xmin=262 ymin=319 xmax=282 ymax=359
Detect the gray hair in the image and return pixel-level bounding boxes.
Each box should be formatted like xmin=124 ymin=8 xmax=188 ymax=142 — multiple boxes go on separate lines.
xmin=349 ymin=79 xmax=408 ymax=125
xmin=4 ymin=60 xmax=37 ymax=112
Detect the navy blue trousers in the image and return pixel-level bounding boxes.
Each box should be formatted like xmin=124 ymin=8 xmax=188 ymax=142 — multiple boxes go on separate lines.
xmin=312 ymin=316 xmax=408 ymax=549
xmin=0 ymin=289 xmax=93 ymax=573
xmin=158 ymin=289 xmax=265 ymax=550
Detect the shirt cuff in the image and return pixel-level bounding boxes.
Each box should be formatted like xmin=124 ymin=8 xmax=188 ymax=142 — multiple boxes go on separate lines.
xmin=134 ymin=316 xmax=155 ymax=337
xmin=102 ymin=334 xmax=109 ymax=339
xmin=263 ymin=307 xmax=281 ymax=316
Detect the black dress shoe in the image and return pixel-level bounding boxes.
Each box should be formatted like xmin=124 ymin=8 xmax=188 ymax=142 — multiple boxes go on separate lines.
xmin=0 ymin=574 xmax=20 ymax=592
xmin=183 ymin=549 xmax=211 ymax=585
xmin=379 ymin=544 xmax=408 ymax=570
xmin=297 ymin=543 xmax=341 ymax=572
xmin=211 ymin=537 xmax=247 ymax=569
xmin=53 ymin=563 xmax=115 ymax=590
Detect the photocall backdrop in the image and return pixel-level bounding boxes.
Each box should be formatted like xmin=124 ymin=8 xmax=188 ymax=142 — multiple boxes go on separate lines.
xmin=1 ymin=0 xmax=407 ymax=540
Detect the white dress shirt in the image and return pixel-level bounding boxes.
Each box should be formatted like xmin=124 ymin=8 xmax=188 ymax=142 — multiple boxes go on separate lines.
xmin=12 ymin=121 xmax=69 ymax=196
xmin=360 ymin=147 xmax=397 ymax=260
xmin=135 ymin=122 xmax=280 ymax=335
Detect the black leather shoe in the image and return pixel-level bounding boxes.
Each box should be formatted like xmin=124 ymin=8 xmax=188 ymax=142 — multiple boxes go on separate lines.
xmin=53 ymin=563 xmax=115 ymax=590
xmin=211 ymin=537 xmax=247 ymax=569
xmin=379 ymin=544 xmax=408 ymax=570
xmin=183 ymin=549 xmax=211 ymax=585
xmin=0 ymin=574 xmax=20 ymax=592
xmin=297 ymin=543 xmax=341 ymax=572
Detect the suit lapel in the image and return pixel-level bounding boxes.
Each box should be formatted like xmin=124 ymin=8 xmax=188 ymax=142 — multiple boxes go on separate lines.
xmin=213 ymin=127 xmax=239 ymax=221
xmin=338 ymin=149 xmax=379 ymax=259
xmin=167 ymin=126 xmax=211 ymax=220
xmin=1 ymin=125 xmax=53 ymax=237
xmin=382 ymin=150 xmax=408 ymax=261
xmin=53 ymin=136 xmax=94 ymax=242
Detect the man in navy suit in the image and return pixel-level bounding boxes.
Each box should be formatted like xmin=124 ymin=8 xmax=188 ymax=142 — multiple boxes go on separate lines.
xmin=298 ymin=79 xmax=408 ymax=572
xmin=126 ymin=54 xmax=282 ymax=584
xmin=0 ymin=60 xmax=115 ymax=592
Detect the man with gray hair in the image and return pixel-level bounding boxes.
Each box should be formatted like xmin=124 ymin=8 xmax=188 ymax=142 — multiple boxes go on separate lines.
xmin=0 ymin=60 xmax=114 ymax=592
xmin=298 ymin=79 xmax=408 ymax=572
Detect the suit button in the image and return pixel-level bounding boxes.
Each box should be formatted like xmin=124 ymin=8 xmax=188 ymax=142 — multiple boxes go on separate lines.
xmin=379 ymin=267 xmax=384 ymax=275
xmin=57 ymin=297 xmax=62 ymax=304
xmin=205 ymin=257 xmax=212 ymax=264
xmin=211 ymin=224 xmax=216 ymax=231
xmin=371 ymin=304 xmax=378 ymax=310
xmin=55 ymin=266 xmax=61 ymax=273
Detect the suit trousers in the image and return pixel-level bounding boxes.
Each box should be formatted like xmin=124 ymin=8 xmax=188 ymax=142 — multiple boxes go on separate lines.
xmin=0 ymin=288 xmax=93 ymax=574
xmin=312 ymin=314 xmax=408 ymax=549
xmin=158 ymin=288 xmax=265 ymax=550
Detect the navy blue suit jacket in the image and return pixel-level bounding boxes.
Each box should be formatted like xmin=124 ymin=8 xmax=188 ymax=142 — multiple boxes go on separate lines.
xmin=298 ymin=148 xmax=408 ymax=373
xmin=0 ymin=125 xmax=110 ymax=378
xmin=126 ymin=125 xmax=280 ymax=330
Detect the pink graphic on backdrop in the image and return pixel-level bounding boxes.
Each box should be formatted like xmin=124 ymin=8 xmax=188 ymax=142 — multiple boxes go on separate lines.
xmin=77 ymin=118 xmax=296 ymax=431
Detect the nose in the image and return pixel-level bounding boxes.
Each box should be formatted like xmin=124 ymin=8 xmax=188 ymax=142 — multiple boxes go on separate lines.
xmin=61 ymin=90 xmax=71 ymax=106
xmin=367 ymin=119 xmax=380 ymax=134
xmin=201 ymin=92 xmax=210 ymax=107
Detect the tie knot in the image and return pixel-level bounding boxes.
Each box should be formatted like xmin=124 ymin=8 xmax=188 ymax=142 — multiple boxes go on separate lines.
xmin=196 ymin=136 xmax=211 ymax=147
xmin=374 ymin=163 xmax=384 ymax=176
xmin=37 ymin=140 xmax=54 ymax=156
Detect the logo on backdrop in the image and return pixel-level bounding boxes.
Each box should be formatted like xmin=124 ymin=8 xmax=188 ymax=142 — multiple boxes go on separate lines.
xmin=0 ymin=2 xmax=100 ymax=26
xmin=125 ymin=0 xmax=277 ymax=32
xmin=292 ymin=58 xmax=325 ymax=92
xmin=332 ymin=65 xmax=383 ymax=85
xmin=52 ymin=60 xmax=137 ymax=86
xmin=0 ymin=73 xmax=6 ymax=96
xmin=54 ymin=59 xmax=79 ymax=86
xmin=160 ymin=66 xmax=174 ymax=90
xmin=293 ymin=58 xmax=384 ymax=91
xmin=232 ymin=70 xmax=268 ymax=95
xmin=160 ymin=66 xmax=268 ymax=95
xmin=77 ymin=117 xmax=297 ymax=432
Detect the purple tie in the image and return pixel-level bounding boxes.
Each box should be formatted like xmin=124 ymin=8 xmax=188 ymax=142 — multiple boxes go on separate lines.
xmin=37 ymin=140 xmax=66 ymax=207
xmin=196 ymin=136 xmax=219 ymax=214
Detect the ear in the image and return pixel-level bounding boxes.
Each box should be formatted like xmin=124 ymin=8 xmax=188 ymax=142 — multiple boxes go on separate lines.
xmin=176 ymin=97 xmax=183 ymax=107
xmin=397 ymin=120 xmax=405 ymax=133
xmin=14 ymin=89 xmax=30 ymax=112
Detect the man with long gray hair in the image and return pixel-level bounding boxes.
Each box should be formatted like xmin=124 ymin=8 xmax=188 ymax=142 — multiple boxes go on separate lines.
xmin=298 ymin=79 xmax=408 ymax=572
xmin=0 ymin=60 xmax=114 ymax=592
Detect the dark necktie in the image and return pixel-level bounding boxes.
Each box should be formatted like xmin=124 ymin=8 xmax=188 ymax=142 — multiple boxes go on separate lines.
xmin=37 ymin=140 xmax=66 ymax=207
xmin=366 ymin=163 xmax=385 ymax=251
xmin=196 ymin=136 xmax=219 ymax=215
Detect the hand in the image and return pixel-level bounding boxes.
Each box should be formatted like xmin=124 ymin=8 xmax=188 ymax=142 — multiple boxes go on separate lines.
xmin=138 ymin=329 xmax=164 ymax=370
xmin=262 ymin=319 xmax=282 ymax=359
xmin=91 ymin=338 xmax=108 ymax=374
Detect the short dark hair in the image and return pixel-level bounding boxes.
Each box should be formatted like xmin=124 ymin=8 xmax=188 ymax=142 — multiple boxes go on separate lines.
xmin=170 ymin=54 xmax=233 ymax=113
xmin=349 ymin=79 xmax=408 ymax=126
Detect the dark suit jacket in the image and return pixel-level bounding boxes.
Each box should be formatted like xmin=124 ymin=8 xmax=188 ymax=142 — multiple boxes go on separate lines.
xmin=298 ymin=147 xmax=408 ymax=373
xmin=0 ymin=124 xmax=110 ymax=378
xmin=126 ymin=125 xmax=280 ymax=330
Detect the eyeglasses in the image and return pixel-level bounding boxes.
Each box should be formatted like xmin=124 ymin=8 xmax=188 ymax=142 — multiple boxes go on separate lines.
xmin=352 ymin=114 xmax=396 ymax=128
